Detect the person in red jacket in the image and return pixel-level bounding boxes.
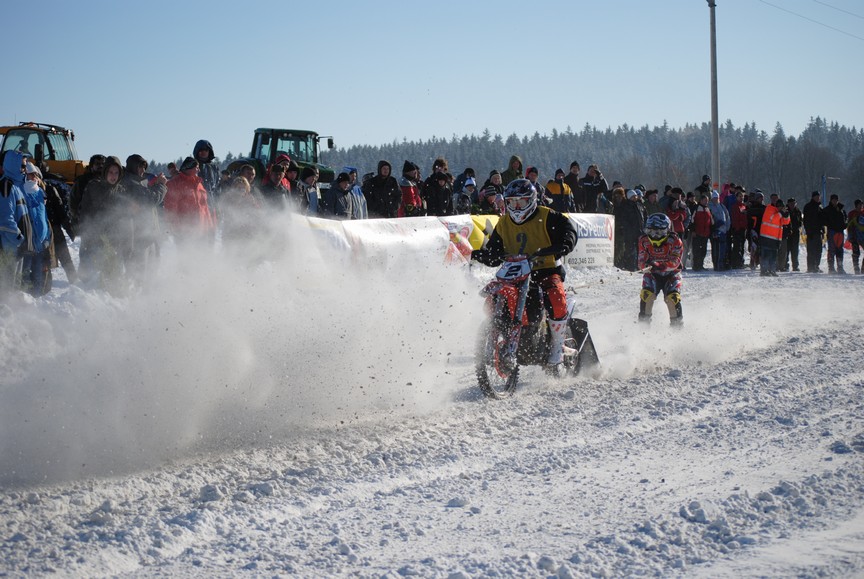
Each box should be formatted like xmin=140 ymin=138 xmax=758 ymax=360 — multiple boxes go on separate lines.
xmin=759 ymin=198 xmax=791 ymax=277
xmin=690 ymin=194 xmax=714 ymax=271
xmin=664 ymin=187 xmax=689 ymax=238
xmin=638 ymin=213 xmax=684 ymax=325
xmin=163 ymin=157 xmax=215 ymax=245
xmin=727 ymin=188 xmax=749 ymax=268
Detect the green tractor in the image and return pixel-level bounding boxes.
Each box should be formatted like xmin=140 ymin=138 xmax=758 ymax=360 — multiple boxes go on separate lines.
xmin=229 ymin=128 xmax=335 ymax=189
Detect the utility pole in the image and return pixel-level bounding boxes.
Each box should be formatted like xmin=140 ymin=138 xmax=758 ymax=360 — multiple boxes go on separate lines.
xmin=708 ymin=0 xmax=720 ymax=192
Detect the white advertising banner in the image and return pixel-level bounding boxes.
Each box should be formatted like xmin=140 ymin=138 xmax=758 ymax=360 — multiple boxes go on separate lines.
xmin=563 ymin=213 xmax=616 ymax=270
xmin=302 ymin=213 xmax=615 ymax=270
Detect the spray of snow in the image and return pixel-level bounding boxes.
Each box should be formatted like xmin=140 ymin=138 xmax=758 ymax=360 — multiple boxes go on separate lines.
xmin=0 ymin=214 xmax=479 ymax=486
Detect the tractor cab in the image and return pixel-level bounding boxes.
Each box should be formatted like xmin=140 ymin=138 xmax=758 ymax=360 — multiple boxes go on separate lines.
xmin=0 ymin=122 xmax=85 ymax=185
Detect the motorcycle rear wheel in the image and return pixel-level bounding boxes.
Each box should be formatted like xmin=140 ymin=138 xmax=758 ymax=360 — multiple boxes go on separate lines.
xmin=476 ymin=320 xmax=519 ymax=398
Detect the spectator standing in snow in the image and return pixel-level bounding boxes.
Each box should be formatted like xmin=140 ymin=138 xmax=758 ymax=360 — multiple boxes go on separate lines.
xmin=759 ymin=198 xmax=790 ymax=277
xmin=452 ymin=177 xmax=475 ymax=215
xmin=580 ymin=164 xmax=610 ymax=213
xmin=708 ymin=191 xmax=730 ymax=270
xmin=746 ymin=191 xmax=766 ymax=271
xmin=297 ymin=167 xmax=321 ymax=215
xmin=40 ymin=166 xmax=78 ymax=285
xmin=476 ymin=170 xmax=505 ymax=215
xmin=802 ymin=191 xmax=825 ymax=273
xmin=69 ymin=153 xmax=105 ymax=228
xmin=823 ymin=194 xmax=847 ymax=274
xmin=691 ymin=194 xmax=714 ymax=271
xmin=500 ymin=155 xmax=523 ymax=186
xmin=344 ymin=167 xmax=368 ymax=219
xmin=401 ymin=161 xmax=425 ymax=203
xmin=847 ymin=199 xmax=864 ymax=274
xmin=322 ymin=172 xmax=355 ymax=219
xmin=643 ymin=190 xmax=663 ymax=217
xmin=727 ymin=188 xmax=749 ymax=269
xmin=424 ymin=171 xmax=453 ymax=216
xmin=0 ymin=151 xmax=31 ymax=294
xmin=258 ymin=164 xmax=291 ymax=210
xmin=525 ymin=167 xmax=550 ymax=207
xmin=21 ymin=163 xmax=52 ymax=295
xmin=563 ymin=162 xmax=585 ymax=212
xmin=695 ymin=174 xmax=711 ymax=198
xmin=452 ymin=167 xmax=475 ymax=200
xmin=162 ymin=157 xmax=214 ymax=245
xmin=665 ymin=188 xmax=690 ymax=248
xmin=614 ymin=189 xmax=647 ymax=271
xmin=192 ymin=140 xmax=219 ymax=204
xmin=362 ymin=161 xmax=400 ymax=218
xmin=78 ymin=156 xmax=136 ymax=284
xmin=121 ymin=154 xmax=167 ymax=282
xmin=545 ymin=169 xmax=576 ymax=213
xmin=779 ymin=197 xmax=802 ymax=272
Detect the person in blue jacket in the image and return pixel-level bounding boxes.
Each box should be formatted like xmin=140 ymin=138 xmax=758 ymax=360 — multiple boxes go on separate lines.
xmin=0 ymin=151 xmax=31 ymax=294
xmin=20 ymin=162 xmax=52 ymax=295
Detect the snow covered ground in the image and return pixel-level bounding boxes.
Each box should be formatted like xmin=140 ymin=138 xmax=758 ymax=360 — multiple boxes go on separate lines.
xmin=2 ymin=219 xmax=864 ymax=578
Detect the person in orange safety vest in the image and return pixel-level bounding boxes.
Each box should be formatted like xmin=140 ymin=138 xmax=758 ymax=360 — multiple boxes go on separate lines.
xmin=759 ymin=198 xmax=791 ymax=277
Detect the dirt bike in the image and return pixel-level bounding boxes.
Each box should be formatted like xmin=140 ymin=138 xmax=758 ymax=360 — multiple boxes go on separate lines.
xmin=475 ymin=255 xmax=600 ymax=399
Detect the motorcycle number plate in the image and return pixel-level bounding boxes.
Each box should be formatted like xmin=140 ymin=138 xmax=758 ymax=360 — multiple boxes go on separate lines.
xmin=496 ymin=259 xmax=531 ymax=281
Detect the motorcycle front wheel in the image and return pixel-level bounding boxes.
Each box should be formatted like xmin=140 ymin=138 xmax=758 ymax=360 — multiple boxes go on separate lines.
xmin=475 ymin=320 xmax=519 ymax=399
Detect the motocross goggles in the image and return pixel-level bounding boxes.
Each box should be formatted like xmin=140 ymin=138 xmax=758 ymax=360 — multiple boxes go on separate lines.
xmin=645 ymin=227 xmax=667 ymax=240
xmin=504 ymin=196 xmax=532 ymax=211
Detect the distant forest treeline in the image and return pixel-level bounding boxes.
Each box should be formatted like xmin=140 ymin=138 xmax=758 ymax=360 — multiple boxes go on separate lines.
xmin=148 ymin=117 xmax=863 ymax=203
xmin=319 ymin=117 xmax=862 ymax=202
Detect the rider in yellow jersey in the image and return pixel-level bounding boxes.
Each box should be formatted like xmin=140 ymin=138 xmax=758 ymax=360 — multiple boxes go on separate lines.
xmin=471 ymin=179 xmax=578 ymax=368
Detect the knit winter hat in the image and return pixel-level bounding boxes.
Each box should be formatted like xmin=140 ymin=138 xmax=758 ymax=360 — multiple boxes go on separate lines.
xmin=300 ymin=166 xmax=319 ymax=181
xmin=336 ymin=172 xmax=351 ymax=184
xmin=554 ymin=168 xmax=565 ymax=178
xmin=179 ymin=157 xmax=198 ymax=171
xmin=526 ymin=166 xmax=539 ymax=176
xmin=24 ymin=161 xmax=42 ymax=178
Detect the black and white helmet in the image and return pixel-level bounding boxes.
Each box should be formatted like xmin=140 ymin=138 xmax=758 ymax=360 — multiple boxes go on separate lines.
xmin=644 ymin=213 xmax=672 ymax=245
xmin=502 ymin=178 xmax=538 ymax=224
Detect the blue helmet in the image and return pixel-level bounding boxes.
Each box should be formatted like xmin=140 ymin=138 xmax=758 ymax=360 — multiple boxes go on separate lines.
xmin=644 ymin=213 xmax=672 ymax=246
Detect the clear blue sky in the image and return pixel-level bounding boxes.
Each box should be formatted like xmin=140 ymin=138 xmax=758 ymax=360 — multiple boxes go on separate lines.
xmin=3 ymin=0 xmax=861 ymax=165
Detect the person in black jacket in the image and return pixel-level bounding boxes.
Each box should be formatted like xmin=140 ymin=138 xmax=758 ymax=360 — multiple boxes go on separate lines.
xmin=614 ymin=189 xmax=647 ymax=271
xmin=562 ymin=162 xmax=585 ymax=212
xmin=802 ymin=191 xmax=824 ymax=273
xmin=424 ymin=171 xmax=453 ymax=216
xmin=69 ymin=154 xmax=105 ymax=228
xmin=779 ymin=197 xmax=802 ymax=271
xmin=121 ymin=154 xmax=167 ymax=283
xmin=361 ymin=160 xmax=400 ymax=218
xmin=579 ymin=164 xmax=610 ymax=213
xmin=823 ymin=194 xmax=847 ymax=273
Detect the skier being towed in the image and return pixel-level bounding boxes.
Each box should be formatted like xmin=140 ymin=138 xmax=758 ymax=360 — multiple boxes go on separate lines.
xmin=637 ymin=213 xmax=684 ymax=325
xmin=471 ymin=178 xmax=578 ymax=370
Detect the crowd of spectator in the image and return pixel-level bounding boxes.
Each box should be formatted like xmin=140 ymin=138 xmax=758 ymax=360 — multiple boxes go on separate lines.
xmin=2 ymin=143 xmax=862 ymax=298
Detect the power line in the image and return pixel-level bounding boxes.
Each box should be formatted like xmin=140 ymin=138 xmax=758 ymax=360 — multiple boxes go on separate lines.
xmin=812 ymin=0 xmax=864 ymax=20
xmin=757 ymin=0 xmax=864 ymax=42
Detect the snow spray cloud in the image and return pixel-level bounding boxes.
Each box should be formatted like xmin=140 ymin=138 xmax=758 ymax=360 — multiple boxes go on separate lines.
xmin=0 ymin=214 xmax=480 ymax=487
